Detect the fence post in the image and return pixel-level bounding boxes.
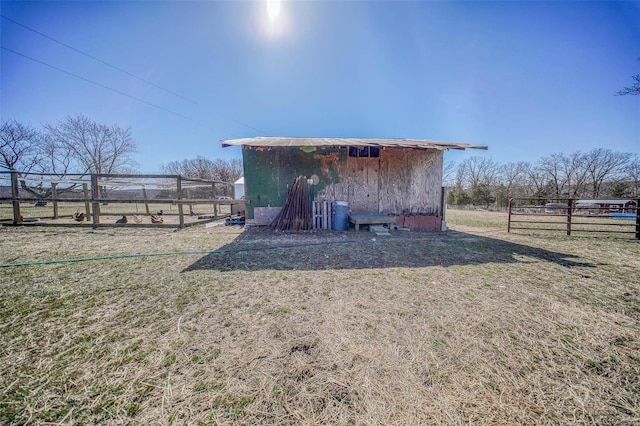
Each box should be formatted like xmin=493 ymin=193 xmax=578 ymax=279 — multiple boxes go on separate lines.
xmin=91 ymin=174 xmax=100 ymax=229
xmin=209 ymin=183 xmax=217 ymax=217
xmin=636 ymin=198 xmax=639 ymax=240
xmin=82 ymin=183 xmax=90 ymax=221
xmin=566 ymin=199 xmax=573 ymax=236
xmin=177 ymin=175 xmax=184 ymax=228
xmin=51 ymin=182 xmax=59 ymax=219
xmin=507 ymin=198 xmax=513 ymax=232
xmin=142 ymin=186 xmax=150 ymax=215
xmin=11 ymin=171 xmax=21 ymax=225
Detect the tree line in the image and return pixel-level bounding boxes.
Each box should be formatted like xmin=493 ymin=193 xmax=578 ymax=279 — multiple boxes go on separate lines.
xmin=1 ymin=117 xmax=242 ymax=199
xmin=160 ymin=157 xmax=243 ymax=197
xmin=446 ymin=149 xmax=640 ymax=208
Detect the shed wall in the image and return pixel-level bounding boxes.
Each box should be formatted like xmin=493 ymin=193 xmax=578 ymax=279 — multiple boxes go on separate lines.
xmin=242 ymin=146 xmax=344 ymax=219
xmin=242 ymin=146 xmax=443 ymax=219
xmin=378 ymin=148 xmax=443 ymax=214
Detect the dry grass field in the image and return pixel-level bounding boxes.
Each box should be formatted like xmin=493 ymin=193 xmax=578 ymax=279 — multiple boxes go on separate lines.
xmin=1 ymin=209 xmax=639 ymax=425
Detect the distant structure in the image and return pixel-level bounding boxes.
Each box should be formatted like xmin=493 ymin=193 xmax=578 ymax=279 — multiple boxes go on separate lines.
xmin=576 ymin=199 xmax=638 ymax=214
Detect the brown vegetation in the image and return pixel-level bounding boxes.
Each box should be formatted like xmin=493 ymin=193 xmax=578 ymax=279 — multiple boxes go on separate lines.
xmin=1 ymin=210 xmax=639 ymax=425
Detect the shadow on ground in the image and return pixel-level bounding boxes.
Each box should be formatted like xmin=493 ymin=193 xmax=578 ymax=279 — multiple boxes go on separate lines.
xmin=183 ymin=228 xmax=595 ymax=272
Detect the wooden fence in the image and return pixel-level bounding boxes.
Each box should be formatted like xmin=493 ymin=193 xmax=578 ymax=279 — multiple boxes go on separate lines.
xmin=507 ymin=198 xmax=639 ymax=239
xmin=0 ymin=171 xmax=246 ymax=228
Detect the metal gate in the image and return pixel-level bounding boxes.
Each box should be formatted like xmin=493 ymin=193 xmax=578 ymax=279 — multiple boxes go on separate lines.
xmin=507 ymin=198 xmax=639 ymax=239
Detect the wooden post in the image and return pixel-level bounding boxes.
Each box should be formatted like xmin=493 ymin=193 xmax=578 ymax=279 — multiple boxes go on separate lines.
xmin=91 ymin=174 xmax=100 ymax=228
xmin=440 ymin=186 xmax=446 ymax=222
xmin=11 ymin=171 xmax=21 ymax=225
xmin=507 ymin=198 xmax=512 ymax=233
xmin=213 ymin=183 xmax=218 ymax=217
xmin=635 ymin=198 xmax=639 ymax=240
xmin=83 ymin=183 xmax=90 ymax=221
xmin=324 ymin=201 xmax=328 ymax=229
xmin=312 ymin=201 xmax=317 ymax=229
xmin=51 ymin=182 xmax=59 ymax=219
xmin=142 ymin=186 xmax=150 ymax=215
xmin=177 ymin=175 xmax=184 ymax=228
xmin=566 ymin=199 xmax=573 ymax=236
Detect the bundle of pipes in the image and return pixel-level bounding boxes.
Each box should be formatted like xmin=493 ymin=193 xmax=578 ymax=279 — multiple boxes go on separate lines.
xmin=270 ymin=176 xmax=312 ymax=231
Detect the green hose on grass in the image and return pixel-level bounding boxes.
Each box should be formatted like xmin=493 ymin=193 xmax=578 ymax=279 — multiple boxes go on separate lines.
xmin=0 ymin=239 xmax=366 ymax=268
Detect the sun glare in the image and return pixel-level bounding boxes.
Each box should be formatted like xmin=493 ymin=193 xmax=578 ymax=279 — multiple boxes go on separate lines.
xmin=267 ymin=0 xmax=281 ymax=21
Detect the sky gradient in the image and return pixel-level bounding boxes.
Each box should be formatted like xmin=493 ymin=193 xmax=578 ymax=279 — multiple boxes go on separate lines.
xmin=1 ymin=0 xmax=639 ymax=172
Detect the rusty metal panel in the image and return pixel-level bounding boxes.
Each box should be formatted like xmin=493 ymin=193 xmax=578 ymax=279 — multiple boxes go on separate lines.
xmin=242 ymin=146 xmax=345 ymax=219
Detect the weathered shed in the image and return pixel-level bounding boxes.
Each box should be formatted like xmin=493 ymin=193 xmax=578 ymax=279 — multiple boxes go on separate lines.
xmin=222 ymin=137 xmax=487 ymax=227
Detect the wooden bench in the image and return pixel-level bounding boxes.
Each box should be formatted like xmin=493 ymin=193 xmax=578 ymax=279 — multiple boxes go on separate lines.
xmin=348 ymin=213 xmax=396 ymax=232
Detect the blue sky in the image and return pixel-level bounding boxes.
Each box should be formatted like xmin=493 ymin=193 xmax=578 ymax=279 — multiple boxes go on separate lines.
xmin=1 ymin=0 xmax=639 ymax=172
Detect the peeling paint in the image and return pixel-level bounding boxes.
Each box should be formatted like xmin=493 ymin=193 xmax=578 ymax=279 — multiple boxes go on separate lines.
xmin=242 ymin=146 xmax=443 ymax=219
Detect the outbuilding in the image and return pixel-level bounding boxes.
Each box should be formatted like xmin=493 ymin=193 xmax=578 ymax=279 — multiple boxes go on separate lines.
xmin=222 ymin=137 xmax=487 ymax=230
xmin=576 ymin=199 xmax=638 ymax=214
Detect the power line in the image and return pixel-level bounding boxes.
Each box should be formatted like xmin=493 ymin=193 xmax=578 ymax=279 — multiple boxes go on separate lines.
xmin=1 ymin=46 xmax=195 ymax=121
xmin=1 ymin=15 xmax=268 ymax=135
xmin=228 ymin=117 xmax=265 ymax=134
xmin=2 ymin=46 xmax=267 ymax=135
xmin=1 ymin=14 xmax=198 ymax=105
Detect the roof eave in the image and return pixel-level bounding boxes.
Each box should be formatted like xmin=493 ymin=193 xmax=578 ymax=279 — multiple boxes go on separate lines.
xmin=221 ymin=137 xmax=488 ymax=151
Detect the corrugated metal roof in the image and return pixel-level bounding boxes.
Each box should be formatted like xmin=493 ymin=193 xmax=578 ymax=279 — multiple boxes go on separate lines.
xmin=221 ymin=136 xmax=487 ymax=151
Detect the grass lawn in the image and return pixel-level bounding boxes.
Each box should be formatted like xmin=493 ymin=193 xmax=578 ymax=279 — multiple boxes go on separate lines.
xmin=1 ymin=210 xmax=639 ymax=425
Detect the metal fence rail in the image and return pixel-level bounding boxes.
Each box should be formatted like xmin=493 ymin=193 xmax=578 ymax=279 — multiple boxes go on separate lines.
xmin=507 ymin=198 xmax=639 ymax=239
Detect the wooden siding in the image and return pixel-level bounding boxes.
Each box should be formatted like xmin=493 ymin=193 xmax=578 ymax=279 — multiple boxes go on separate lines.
xmin=378 ymin=148 xmax=442 ymax=215
xmin=316 ymin=148 xmax=442 ymax=214
xmin=242 ymin=146 xmax=443 ymax=218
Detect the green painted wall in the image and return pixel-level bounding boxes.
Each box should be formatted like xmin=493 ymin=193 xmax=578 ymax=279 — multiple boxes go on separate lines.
xmin=242 ymin=146 xmax=345 ymax=219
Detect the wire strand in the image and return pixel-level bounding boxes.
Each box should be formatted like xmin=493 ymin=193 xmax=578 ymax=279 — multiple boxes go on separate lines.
xmin=1 ymin=46 xmax=196 ymax=122
xmin=1 ymin=14 xmax=198 ymax=105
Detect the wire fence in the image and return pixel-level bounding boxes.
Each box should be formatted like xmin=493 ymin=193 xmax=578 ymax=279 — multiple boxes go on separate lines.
xmin=0 ymin=171 xmax=246 ymax=228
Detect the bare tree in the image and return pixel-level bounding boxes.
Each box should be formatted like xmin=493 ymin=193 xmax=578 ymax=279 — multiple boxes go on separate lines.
xmin=500 ymin=162 xmax=528 ymax=197
xmin=161 ymin=157 xmax=242 ymax=196
xmin=457 ymin=156 xmax=500 ymax=188
xmin=583 ymin=148 xmax=631 ymax=198
xmin=616 ymin=59 xmax=640 ymax=97
xmin=162 ymin=157 xmax=241 ymax=181
xmin=455 ymin=157 xmax=500 ymax=206
xmin=45 ymin=115 xmax=138 ymax=174
xmin=0 ymin=120 xmax=63 ymax=199
xmin=521 ymin=161 xmax=552 ymax=198
xmin=0 ymin=120 xmax=42 ymax=172
xmin=442 ymin=160 xmax=456 ymax=187
xmin=492 ymin=162 xmax=528 ymax=207
xmin=212 ymin=158 xmax=243 ymax=184
xmin=537 ymin=152 xmax=589 ymax=198
xmin=623 ymin=155 xmax=640 ymax=197
xmin=616 ymin=74 xmax=640 ymax=96
xmin=36 ymin=133 xmax=75 ymax=177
